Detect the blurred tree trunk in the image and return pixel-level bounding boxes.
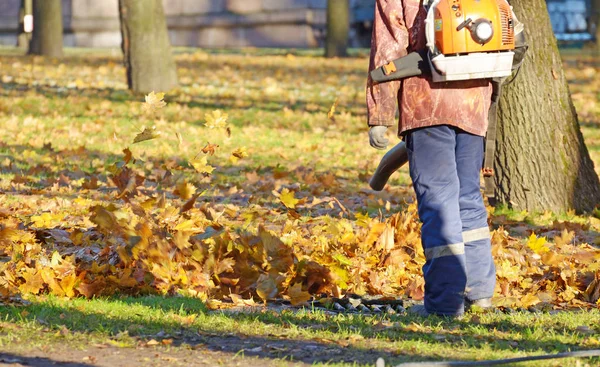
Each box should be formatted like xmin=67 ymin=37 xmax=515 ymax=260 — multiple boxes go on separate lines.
xmin=593 ymin=0 xmax=600 ymax=50
xmin=494 ymin=0 xmax=600 ymax=212
xmin=325 ymin=0 xmax=350 ymax=58
xmin=118 ymin=0 xmax=178 ymax=93
xmin=28 ymin=0 xmax=63 ymax=57
xmin=17 ymin=0 xmax=32 ymax=49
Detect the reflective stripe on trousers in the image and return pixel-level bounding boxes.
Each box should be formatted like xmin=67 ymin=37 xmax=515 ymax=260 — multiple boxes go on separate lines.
xmin=406 ymin=125 xmax=496 ymax=316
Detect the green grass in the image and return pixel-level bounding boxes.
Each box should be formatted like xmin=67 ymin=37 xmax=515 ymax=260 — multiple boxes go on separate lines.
xmin=1 ymin=296 xmax=600 ymax=366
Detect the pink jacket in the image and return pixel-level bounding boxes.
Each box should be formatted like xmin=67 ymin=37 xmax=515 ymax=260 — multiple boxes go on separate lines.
xmin=366 ymin=0 xmax=493 ymax=137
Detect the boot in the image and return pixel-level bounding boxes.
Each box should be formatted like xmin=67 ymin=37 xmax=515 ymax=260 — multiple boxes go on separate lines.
xmin=407 ymin=304 xmax=463 ymax=318
xmin=465 ymin=298 xmax=494 ymax=312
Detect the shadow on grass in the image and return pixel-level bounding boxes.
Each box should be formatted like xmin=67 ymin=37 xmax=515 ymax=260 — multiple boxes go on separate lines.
xmin=0 ymin=353 xmax=94 ymax=367
xmin=0 ymin=79 xmax=368 ymax=132
xmin=0 ymin=296 xmax=597 ymax=366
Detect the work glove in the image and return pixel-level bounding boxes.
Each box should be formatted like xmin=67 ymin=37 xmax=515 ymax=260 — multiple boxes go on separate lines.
xmin=369 ymin=126 xmax=389 ymax=150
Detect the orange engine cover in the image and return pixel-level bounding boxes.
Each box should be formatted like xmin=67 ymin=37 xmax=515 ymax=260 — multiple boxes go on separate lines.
xmin=434 ymin=0 xmax=515 ymax=55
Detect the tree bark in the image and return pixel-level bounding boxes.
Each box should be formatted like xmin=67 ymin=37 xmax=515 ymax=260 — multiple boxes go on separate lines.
xmin=28 ymin=0 xmax=63 ymax=57
xmin=593 ymin=0 xmax=600 ymax=51
xmin=118 ymin=0 xmax=178 ymax=94
xmin=494 ymin=0 xmax=600 ymax=213
xmin=325 ymin=0 xmax=350 ymax=58
xmin=17 ymin=0 xmax=32 ymax=49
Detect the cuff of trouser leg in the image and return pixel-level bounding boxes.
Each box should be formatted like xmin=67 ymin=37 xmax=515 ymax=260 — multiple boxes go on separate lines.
xmin=426 ymin=307 xmax=464 ymax=317
xmin=466 ymin=293 xmax=494 ymax=302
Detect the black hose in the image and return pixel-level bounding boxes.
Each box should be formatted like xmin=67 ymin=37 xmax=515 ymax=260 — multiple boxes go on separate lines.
xmin=385 ymin=349 xmax=600 ymax=366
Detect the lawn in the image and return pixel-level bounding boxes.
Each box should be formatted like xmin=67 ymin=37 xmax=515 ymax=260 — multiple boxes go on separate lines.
xmin=0 ymin=46 xmax=599 ymax=366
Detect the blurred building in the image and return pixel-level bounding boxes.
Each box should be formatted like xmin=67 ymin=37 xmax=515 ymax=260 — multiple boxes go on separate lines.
xmin=351 ymin=0 xmax=595 ymax=46
xmin=0 ymin=0 xmax=328 ymax=48
xmin=0 ymin=0 xmax=595 ymax=48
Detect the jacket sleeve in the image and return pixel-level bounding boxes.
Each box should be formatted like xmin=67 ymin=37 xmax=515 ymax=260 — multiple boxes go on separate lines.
xmin=366 ymin=0 xmax=410 ymax=127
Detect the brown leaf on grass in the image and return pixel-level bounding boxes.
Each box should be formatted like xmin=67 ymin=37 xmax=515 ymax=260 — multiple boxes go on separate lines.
xmin=77 ymin=279 xmax=106 ymax=298
xmin=82 ymin=176 xmax=99 ymax=190
xmin=406 ymin=278 xmax=425 ymax=300
xmin=256 ymin=273 xmax=278 ymax=303
xmin=554 ymin=229 xmax=575 ymax=247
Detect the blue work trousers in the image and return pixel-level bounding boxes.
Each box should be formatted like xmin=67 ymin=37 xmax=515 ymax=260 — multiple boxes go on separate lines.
xmin=405 ymin=125 xmax=496 ymax=316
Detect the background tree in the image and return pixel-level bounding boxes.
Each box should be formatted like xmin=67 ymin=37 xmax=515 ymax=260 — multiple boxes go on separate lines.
xmin=17 ymin=0 xmax=32 ymax=50
xmin=325 ymin=0 xmax=350 ymax=58
xmin=494 ymin=0 xmax=600 ymax=212
xmin=593 ymin=0 xmax=600 ymax=51
xmin=118 ymin=0 xmax=178 ymax=93
xmin=28 ymin=0 xmax=63 ymax=57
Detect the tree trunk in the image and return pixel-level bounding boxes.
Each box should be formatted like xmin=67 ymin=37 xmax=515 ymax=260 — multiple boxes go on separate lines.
xmin=593 ymin=0 xmax=600 ymax=50
xmin=325 ymin=0 xmax=350 ymax=58
xmin=28 ymin=0 xmax=63 ymax=57
xmin=494 ymin=0 xmax=600 ymax=213
xmin=17 ymin=0 xmax=32 ymax=49
xmin=118 ymin=0 xmax=178 ymax=94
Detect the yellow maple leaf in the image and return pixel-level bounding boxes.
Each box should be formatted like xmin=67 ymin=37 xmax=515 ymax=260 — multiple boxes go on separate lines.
xmin=527 ymin=233 xmax=550 ymax=254
xmin=279 ymin=188 xmax=299 ymax=209
xmin=190 ymin=156 xmax=214 ymax=174
xmin=30 ymin=212 xmax=65 ymax=229
xmin=142 ymin=91 xmax=166 ymax=114
xmin=229 ymin=147 xmax=248 ymax=163
xmin=204 ymin=110 xmax=229 ymax=129
xmin=133 ymin=126 xmax=160 ymax=144
xmin=60 ymin=273 xmax=78 ymax=298
xmin=520 ymin=293 xmax=541 ymax=308
xmin=355 ymin=212 xmax=371 ymax=228
xmin=174 ymin=180 xmax=196 ymax=200
xmin=19 ymin=268 xmax=44 ymax=295
xmin=288 ymin=282 xmax=312 ymax=306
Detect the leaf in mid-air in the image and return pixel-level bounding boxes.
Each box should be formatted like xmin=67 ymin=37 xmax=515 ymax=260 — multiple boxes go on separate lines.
xmin=142 ymin=91 xmax=166 ymax=114
xmin=202 ymin=143 xmax=219 ymax=156
xmin=133 ymin=126 xmax=160 ymax=144
xmin=190 ymin=156 xmax=214 ymax=174
xmin=230 ymin=147 xmax=248 ymax=163
xmin=327 ymin=98 xmax=338 ymax=121
xmin=204 ymin=110 xmax=229 ymax=129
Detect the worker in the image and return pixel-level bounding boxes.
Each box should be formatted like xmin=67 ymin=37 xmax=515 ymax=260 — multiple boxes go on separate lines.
xmin=366 ymin=0 xmax=497 ymax=317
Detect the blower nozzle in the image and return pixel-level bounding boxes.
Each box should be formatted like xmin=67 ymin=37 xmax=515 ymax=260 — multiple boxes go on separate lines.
xmin=369 ymin=142 xmax=409 ymax=191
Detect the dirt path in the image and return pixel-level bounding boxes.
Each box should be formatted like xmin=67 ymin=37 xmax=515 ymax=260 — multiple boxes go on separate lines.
xmin=0 ymin=344 xmax=311 ymax=367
